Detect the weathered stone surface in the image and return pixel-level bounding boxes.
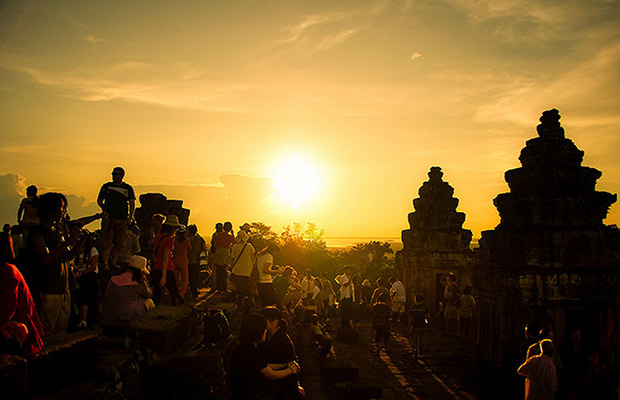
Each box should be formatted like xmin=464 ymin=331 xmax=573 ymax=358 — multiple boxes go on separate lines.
xmin=0 ymin=354 xmax=29 ymax=399
xmin=396 ymin=167 xmax=473 ymax=309
xmin=474 ymin=109 xmax=620 ymax=366
xmin=134 ymin=193 xmax=190 ymax=254
xmin=125 ymin=305 xmax=198 ymax=356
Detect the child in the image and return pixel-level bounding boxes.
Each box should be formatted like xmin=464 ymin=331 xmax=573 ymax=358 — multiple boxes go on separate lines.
xmin=371 ymin=292 xmax=392 ymax=354
xmin=310 ymin=314 xmax=332 ymax=358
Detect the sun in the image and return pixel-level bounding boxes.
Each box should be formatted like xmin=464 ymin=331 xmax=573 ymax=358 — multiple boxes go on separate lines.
xmin=273 ymin=153 xmax=321 ymax=209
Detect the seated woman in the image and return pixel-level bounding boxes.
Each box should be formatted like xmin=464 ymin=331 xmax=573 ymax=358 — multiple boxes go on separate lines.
xmin=259 ymin=306 xmax=304 ymax=399
xmin=230 ymin=313 xmax=300 ymax=400
xmin=100 ymin=255 xmax=154 ymax=331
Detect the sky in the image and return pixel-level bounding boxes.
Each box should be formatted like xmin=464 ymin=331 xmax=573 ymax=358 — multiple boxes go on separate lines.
xmin=1 ymin=0 xmax=619 ymax=240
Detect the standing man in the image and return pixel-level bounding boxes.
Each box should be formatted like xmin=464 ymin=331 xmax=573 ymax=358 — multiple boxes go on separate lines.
xmin=187 ymin=224 xmax=208 ymax=299
xmin=389 ymin=276 xmax=406 ymax=323
xmin=335 ymin=266 xmax=355 ymax=329
xmin=97 ymin=167 xmax=136 ymax=271
xmin=212 ymin=221 xmax=235 ymax=292
xmin=517 ymin=339 xmax=558 ymax=400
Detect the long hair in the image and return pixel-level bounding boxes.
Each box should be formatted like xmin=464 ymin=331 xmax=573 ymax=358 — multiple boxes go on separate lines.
xmin=239 ymin=313 xmax=267 ymax=345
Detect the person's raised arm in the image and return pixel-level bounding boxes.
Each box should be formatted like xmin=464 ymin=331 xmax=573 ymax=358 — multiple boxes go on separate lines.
xmin=259 ymin=361 xmax=299 ymax=380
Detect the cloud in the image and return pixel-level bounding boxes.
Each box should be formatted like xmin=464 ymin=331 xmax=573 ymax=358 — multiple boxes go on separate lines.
xmin=410 ymin=52 xmax=422 ymax=60
xmin=83 ymin=35 xmax=107 ymax=44
xmin=474 ymin=41 xmax=620 ymax=127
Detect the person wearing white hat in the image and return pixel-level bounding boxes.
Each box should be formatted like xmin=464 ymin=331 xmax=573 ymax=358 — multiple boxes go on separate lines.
xmin=151 ymin=215 xmax=184 ymax=305
xmin=100 ymin=255 xmax=155 ymax=329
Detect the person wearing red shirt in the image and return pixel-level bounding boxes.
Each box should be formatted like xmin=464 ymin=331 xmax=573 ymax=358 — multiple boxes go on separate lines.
xmin=151 ymin=215 xmax=183 ymax=305
xmin=212 ymin=221 xmax=235 ymax=292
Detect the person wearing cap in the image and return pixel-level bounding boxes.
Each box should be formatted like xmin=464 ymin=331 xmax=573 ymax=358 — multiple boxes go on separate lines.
xmin=173 ymin=225 xmax=190 ymax=300
xmin=151 ymin=215 xmax=183 ymax=305
xmin=100 ymin=255 xmax=155 ymax=329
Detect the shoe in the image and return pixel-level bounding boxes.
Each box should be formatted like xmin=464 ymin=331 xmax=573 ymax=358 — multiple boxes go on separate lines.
xmin=78 ymin=320 xmax=87 ymax=329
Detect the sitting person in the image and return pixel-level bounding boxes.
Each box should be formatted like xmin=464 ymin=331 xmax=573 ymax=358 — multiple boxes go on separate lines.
xmin=230 ymin=313 xmax=300 ymax=400
xmin=310 ymin=313 xmax=332 ymax=358
xmin=100 ymin=255 xmax=154 ymax=330
xmin=0 ymin=260 xmax=44 ymax=356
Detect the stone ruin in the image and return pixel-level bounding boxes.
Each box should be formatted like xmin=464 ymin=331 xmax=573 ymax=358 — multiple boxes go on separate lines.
xmin=474 ymin=109 xmax=620 ymax=367
xmin=134 ymin=193 xmax=190 ymax=255
xmin=395 ymin=166 xmax=473 ymax=310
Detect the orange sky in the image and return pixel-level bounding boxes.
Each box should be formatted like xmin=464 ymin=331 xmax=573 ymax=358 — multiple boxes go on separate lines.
xmin=1 ymin=0 xmax=619 ymax=239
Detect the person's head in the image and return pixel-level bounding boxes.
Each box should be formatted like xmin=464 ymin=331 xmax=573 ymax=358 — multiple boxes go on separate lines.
xmin=306 ymin=270 xmax=313 ymax=278
xmin=415 ymin=294 xmax=425 ymax=304
xmin=111 ymin=167 xmax=125 ymax=183
xmin=343 ymin=266 xmax=351 ymax=276
xmin=525 ymin=323 xmax=540 ymax=341
xmin=240 ymin=223 xmax=251 ymax=233
xmin=37 ymin=192 xmax=65 ymax=223
xmin=239 ymin=313 xmax=268 ymax=345
xmin=378 ymin=292 xmax=388 ymax=303
xmin=26 ymin=185 xmax=37 ymax=197
xmin=176 ymin=225 xmax=187 ymax=240
xmin=389 ymin=277 xmax=395 ymax=285
xmin=283 ymin=266 xmax=295 ymax=277
xmin=188 ymin=224 xmax=198 ymax=235
xmin=463 ymin=286 xmax=472 ymax=295
xmin=2 ymin=224 xmax=10 ymax=233
xmin=127 ymin=255 xmax=149 ymax=282
xmin=539 ymin=328 xmax=555 ymax=341
xmin=362 ymin=279 xmax=371 ymax=287
xmin=376 ymin=277 xmax=386 ymax=287
xmin=223 ymin=221 xmax=233 ymax=232
xmin=260 ymin=306 xmax=287 ymax=333
xmin=152 ymin=214 xmax=166 ymax=226
xmin=215 ymin=223 xmax=223 ymax=232
xmin=314 ymin=277 xmax=322 ymax=289
xmin=539 ymin=339 xmax=555 ymax=357
xmin=447 ymin=273 xmax=456 ymax=283
xmin=10 ymin=225 xmax=21 ymax=236
xmin=236 ymin=230 xmax=249 ymax=243
xmin=161 ymin=223 xmax=176 ymax=235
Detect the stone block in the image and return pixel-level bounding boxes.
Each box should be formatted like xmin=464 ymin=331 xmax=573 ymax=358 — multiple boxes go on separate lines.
xmin=125 ymin=305 xmax=198 ymax=355
xmin=28 ymin=330 xmax=100 ymax=392
xmin=323 ymin=359 xmax=358 ymax=382
xmin=334 ymin=382 xmax=383 ymax=399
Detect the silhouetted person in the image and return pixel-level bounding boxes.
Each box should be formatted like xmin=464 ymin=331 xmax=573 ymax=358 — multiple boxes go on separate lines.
xmin=97 ymin=166 xmax=136 ymax=270
xmin=151 ymin=216 xmax=183 ymax=306
xmin=27 ymin=193 xmax=86 ymax=334
xmin=17 ymin=185 xmax=39 ymax=242
xmin=0 ymin=224 xmax=15 ymax=263
xmin=212 ymin=221 xmax=235 ymax=292
xmin=559 ymin=328 xmax=589 ymax=398
xmin=518 ymin=339 xmax=558 ymax=400
xmin=335 ymin=266 xmax=355 ymax=329
xmin=408 ymin=293 xmax=430 ymax=358
xmin=187 ymin=224 xmax=207 ymax=299
xmin=371 ymin=292 xmax=392 ymax=354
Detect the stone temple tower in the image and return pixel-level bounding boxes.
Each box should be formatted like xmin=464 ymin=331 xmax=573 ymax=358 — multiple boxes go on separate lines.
xmin=396 ymin=166 xmax=473 ymax=311
xmin=475 ymin=109 xmax=620 ymax=368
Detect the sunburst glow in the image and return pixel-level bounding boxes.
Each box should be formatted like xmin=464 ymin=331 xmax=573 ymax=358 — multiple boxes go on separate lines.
xmin=273 ymin=153 xmax=321 ymax=210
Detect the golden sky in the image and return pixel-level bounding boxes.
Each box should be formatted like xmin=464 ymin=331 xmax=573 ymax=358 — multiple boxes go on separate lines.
xmin=1 ymin=0 xmax=619 ymax=239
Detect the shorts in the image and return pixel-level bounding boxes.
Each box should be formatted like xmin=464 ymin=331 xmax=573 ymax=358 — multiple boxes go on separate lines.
xmin=392 ymin=299 xmax=406 ymax=313
xmin=101 ymin=216 xmax=129 ymax=251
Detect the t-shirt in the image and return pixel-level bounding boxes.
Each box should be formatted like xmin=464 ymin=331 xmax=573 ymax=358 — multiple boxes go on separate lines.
xmin=27 ymin=225 xmax=69 ymax=294
xmin=335 ymin=273 xmax=354 ymax=300
xmin=188 ymin=234 xmax=206 ymax=264
xmin=273 ymin=276 xmax=290 ymax=299
xmin=74 ymin=247 xmax=99 ymax=274
xmin=391 ymin=280 xmax=406 ymax=302
xmin=371 ymin=302 xmax=392 ymax=329
xmin=231 ymin=241 xmax=255 ymax=277
xmin=259 ymin=328 xmax=296 ymax=364
xmin=230 ymin=343 xmax=268 ymax=400
xmin=257 ymin=253 xmax=274 ymax=284
xmin=408 ymin=303 xmax=429 ymax=328
xmin=97 ymin=182 xmax=135 ymax=219
xmin=153 ymin=233 xmax=174 ymax=271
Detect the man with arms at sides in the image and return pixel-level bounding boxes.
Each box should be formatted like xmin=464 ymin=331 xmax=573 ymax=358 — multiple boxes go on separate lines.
xmin=518 ymin=339 xmax=558 ymax=400
xmin=97 ymin=167 xmax=136 ymax=271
